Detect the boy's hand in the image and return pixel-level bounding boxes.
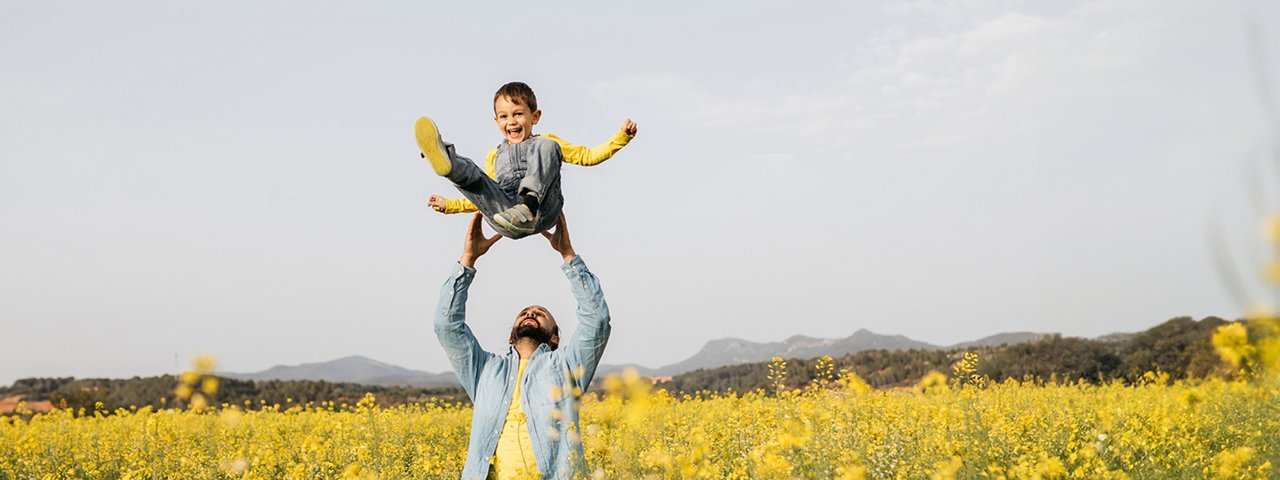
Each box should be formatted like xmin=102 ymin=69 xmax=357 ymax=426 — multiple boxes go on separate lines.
xmin=540 ymin=213 xmax=577 ymax=264
xmin=460 ymin=213 xmax=501 ymax=268
xmin=621 ymin=119 xmax=637 ymax=137
xmin=428 ymin=195 xmax=447 ymax=213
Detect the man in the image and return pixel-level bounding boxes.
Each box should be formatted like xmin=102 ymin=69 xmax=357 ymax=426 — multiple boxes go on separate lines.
xmin=434 ymin=212 xmax=611 ymax=479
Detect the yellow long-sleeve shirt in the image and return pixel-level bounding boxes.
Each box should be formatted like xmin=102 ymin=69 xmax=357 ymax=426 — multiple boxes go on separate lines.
xmin=489 ymin=358 xmax=537 ymax=480
xmin=440 ymin=128 xmax=635 ymax=214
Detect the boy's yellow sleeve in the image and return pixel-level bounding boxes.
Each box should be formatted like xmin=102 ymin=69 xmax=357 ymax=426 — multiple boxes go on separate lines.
xmin=443 ymin=198 xmax=478 ymax=214
xmin=546 ymin=128 xmax=634 ymax=167
xmin=484 ymin=148 xmax=498 ymax=179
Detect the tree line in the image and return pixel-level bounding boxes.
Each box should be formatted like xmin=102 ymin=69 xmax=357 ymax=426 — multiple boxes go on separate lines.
xmin=657 ymin=316 xmax=1233 ymax=394
xmin=1 ymin=376 xmax=467 ymax=414
xmin=3 ymin=316 xmax=1235 ymax=411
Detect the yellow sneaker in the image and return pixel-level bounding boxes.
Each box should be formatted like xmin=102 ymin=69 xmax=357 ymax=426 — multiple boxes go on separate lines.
xmin=415 ymin=116 xmax=451 ymax=176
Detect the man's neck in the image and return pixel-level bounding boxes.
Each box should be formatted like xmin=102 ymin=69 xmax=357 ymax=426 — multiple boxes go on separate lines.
xmin=513 ymin=340 xmax=540 ymax=359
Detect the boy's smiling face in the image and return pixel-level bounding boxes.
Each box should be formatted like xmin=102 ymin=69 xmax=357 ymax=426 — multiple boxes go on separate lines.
xmin=494 ymin=95 xmax=541 ymax=144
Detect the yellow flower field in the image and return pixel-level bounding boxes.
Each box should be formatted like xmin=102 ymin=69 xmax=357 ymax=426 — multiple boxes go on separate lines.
xmin=2 ymin=362 xmax=1277 ymax=480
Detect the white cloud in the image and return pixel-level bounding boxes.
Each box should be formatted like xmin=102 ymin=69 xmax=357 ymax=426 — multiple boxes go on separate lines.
xmin=590 ymin=1 xmax=1218 ymax=156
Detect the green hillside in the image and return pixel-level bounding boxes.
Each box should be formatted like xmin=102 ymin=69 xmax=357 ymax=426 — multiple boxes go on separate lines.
xmin=658 ymin=316 xmax=1232 ymax=393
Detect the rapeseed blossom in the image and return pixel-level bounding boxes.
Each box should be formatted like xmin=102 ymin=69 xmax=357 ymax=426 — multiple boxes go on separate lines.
xmin=2 ymin=356 xmax=1278 ymax=478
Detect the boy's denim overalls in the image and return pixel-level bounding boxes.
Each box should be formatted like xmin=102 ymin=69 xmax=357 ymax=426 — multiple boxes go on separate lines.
xmin=442 ymin=135 xmax=564 ymax=238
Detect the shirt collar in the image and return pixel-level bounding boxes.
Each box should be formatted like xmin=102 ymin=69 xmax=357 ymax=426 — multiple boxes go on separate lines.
xmin=505 ymin=343 xmax=552 ymax=358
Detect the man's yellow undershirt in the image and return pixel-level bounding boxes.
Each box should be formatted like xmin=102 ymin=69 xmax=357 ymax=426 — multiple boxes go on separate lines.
xmin=489 ymin=358 xmax=538 ymax=479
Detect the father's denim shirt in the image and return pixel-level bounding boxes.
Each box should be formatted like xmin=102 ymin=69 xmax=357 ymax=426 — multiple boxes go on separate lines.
xmin=434 ymin=256 xmax=611 ymax=479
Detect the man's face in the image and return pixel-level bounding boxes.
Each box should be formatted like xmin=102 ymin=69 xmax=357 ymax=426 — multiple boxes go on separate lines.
xmin=510 ymin=305 xmax=559 ymax=348
xmin=493 ymin=95 xmax=540 ymax=145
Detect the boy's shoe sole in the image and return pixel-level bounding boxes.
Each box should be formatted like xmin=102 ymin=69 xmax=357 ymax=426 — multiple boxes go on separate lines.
xmin=492 ymin=205 xmax=537 ymax=235
xmin=492 ymin=218 xmax=536 ymax=235
xmin=415 ymin=116 xmax=451 ymax=176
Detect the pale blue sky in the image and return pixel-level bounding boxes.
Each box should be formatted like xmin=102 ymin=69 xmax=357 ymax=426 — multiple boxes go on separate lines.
xmin=1 ymin=0 xmax=1274 ymax=385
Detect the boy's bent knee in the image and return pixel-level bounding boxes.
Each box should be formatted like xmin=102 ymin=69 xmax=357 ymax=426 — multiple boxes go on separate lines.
xmin=538 ymin=138 xmax=563 ymax=160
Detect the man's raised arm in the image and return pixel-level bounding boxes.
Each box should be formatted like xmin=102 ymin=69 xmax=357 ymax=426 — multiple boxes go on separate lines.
xmin=541 ymin=214 xmax=611 ymax=389
xmin=434 ymin=213 xmax=502 ymax=400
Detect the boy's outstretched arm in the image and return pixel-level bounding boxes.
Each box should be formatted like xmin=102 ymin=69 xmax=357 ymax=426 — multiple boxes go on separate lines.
xmin=428 ymin=194 xmax=479 ymax=214
xmin=429 ymin=148 xmax=498 ymax=215
xmin=547 ymin=119 xmax=638 ymax=167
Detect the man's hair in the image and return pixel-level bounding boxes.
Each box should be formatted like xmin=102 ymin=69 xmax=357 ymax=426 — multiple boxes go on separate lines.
xmin=494 ymin=81 xmax=537 ymax=112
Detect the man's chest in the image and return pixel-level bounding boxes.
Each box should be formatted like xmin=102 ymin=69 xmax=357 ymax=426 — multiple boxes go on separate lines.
xmin=478 ymin=356 xmax=574 ymax=413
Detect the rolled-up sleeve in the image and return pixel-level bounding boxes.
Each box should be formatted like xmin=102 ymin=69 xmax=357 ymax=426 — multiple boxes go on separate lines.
xmin=442 ymin=197 xmax=478 ymax=214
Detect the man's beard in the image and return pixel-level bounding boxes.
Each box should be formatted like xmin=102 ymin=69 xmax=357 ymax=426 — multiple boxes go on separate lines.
xmin=511 ymin=324 xmax=553 ymax=345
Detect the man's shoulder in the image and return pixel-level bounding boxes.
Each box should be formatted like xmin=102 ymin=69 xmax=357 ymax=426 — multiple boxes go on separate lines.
xmin=472 ymin=350 xmax=513 ymax=377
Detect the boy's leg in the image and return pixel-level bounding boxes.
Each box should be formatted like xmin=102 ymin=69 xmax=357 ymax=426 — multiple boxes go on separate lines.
xmin=441 ymin=144 xmax=517 ymax=213
xmin=441 ymin=149 xmax=529 ymax=238
xmin=517 ymin=138 xmax=563 ymax=206
xmin=533 ymin=182 xmax=563 ymax=233
xmin=416 ymin=116 xmax=516 ymax=215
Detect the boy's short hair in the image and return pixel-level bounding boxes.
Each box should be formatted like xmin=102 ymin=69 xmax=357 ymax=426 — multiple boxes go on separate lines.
xmin=494 ymin=81 xmax=537 ymax=112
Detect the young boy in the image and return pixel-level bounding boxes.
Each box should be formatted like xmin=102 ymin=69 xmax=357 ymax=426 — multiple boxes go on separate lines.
xmin=426 ymin=124 xmax=637 ymax=216
xmin=415 ymin=81 xmax=637 ymax=238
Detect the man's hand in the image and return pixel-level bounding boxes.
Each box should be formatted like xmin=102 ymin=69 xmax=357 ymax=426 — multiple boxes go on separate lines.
xmin=428 ymin=195 xmax=447 ymax=213
xmin=540 ymin=213 xmax=578 ymax=264
xmin=621 ymin=119 xmax=637 ymax=137
xmin=460 ymin=213 xmax=501 ymax=268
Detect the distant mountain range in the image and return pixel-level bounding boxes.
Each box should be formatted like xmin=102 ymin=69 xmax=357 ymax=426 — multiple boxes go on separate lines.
xmin=596 ymin=329 xmax=1052 ymax=377
xmin=218 ymin=331 xmax=1059 ymax=387
xmin=220 ymin=356 xmax=459 ymax=388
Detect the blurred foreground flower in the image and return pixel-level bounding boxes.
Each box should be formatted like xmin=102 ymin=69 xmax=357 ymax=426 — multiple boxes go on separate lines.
xmin=174 ymin=353 xmax=219 ymax=411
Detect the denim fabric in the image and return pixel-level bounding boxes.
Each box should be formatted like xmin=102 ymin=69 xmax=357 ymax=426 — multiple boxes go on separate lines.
xmin=443 ymin=136 xmax=564 ymax=238
xmin=434 ymin=256 xmax=611 ymax=479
